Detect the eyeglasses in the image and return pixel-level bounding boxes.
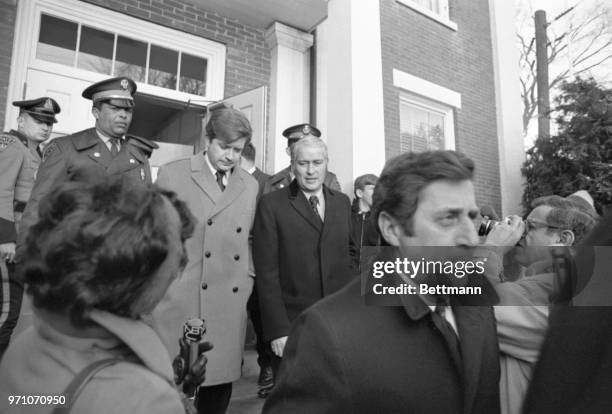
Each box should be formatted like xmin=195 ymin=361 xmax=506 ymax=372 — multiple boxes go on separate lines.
xmin=524 ymin=219 xmax=566 ymax=233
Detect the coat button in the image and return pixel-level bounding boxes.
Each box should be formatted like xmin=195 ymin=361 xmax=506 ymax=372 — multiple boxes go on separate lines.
xmin=201 ymin=282 xmax=208 ymax=290
xmin=232 ymin=287 xmax=238 ymax=293
xmin=205 ymin=251 xmax=211 ymax=258
xmin=207 ymin=219 xmax=213 ymax=225
xmin=236 ymin=227 xmax=242 ymax=233
xmin=234 ymin=254 xmax=240 ymax=261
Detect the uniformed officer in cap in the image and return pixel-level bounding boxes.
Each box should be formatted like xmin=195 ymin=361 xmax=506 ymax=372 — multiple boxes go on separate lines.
xmin=18 ymin=77 xmax=158 ymax=254
xmin=0 ymin=96 xmax=60 ymax=357
xmin=263 ymin=123 xmax=342 ymax=194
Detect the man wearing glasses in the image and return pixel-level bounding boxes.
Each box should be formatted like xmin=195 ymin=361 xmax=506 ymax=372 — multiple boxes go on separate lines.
xmin=477 ymin=191 xmax=598 ymax=414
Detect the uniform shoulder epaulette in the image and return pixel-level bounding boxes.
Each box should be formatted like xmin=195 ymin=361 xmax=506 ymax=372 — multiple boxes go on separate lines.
xmin=126 ymin=135 xmax=159 ymax=158
xmin=0 ymin=133 xmax=17 ymax=152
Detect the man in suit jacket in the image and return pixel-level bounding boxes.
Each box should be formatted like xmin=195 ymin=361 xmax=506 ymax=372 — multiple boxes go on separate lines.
xmin=153 ymin=105 xmax=258 ymax=414
xmin=18 ymin=77 xmax=157 ymax=251
xmin=0 ymin=97 xmax=60 ymax=357
xmin=263 ymin=150 xmax=501 ymax=414
xmin=263 ymin=123 xmax=341 ymax=194
xmin=254 ymin=136 xmax=353 ymax=376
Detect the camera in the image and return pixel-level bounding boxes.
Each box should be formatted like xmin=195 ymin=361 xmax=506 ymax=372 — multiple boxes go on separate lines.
xmin=478 ymin=216 xmax=512 ymax=236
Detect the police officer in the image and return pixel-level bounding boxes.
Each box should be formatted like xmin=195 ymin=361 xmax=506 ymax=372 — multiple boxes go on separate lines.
xmin=0 ymin=97 xmax=60 ymax=357
xmin=18 ymin=77 xmax=158 ymax=247
xmin=263 ymin=123 xmax=342 ymax=194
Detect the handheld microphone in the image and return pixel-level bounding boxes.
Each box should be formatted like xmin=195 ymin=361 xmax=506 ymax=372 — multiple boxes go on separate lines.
xmin=182 ymin=317 xmax=206 ymax=396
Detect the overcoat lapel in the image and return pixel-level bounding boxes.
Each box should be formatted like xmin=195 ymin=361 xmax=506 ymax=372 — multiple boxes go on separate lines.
xmin=453 ymin=305 xmax=486 ymax=414
xmin=74 ymin=128 xmax=111 ymax=168
xmin=288 ymin=180 xmax=323 ymax=232
xmin=190 ymin=153 xmax=222 ymax=204
xmin=212 ymin=169 xmax=245 ymax=217
xmin=189 ymin=153 xmax=245 ymax=217
xmin=321 ymin=186 xmax=339 ymax=240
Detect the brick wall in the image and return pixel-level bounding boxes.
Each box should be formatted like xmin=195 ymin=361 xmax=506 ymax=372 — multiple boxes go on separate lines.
xmin=380 ymin=0 xmax=501 ymax=211
xmin=0 ymin=0 xmax=17 ymax=131
xmin=80 ymin=0 xmax=271 ymax=98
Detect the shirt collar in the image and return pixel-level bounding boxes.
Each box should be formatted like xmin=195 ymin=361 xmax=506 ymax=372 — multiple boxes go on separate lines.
xmin=204 ymin=152 xmax=217 ymax=176
xmin=301 ymin=187 xmax=324 ymax=202
xmin=96 ymin=129 xmax=122 ymax=144
xmin=204 ymin=152 xmax=232 ymax=176
xmin=247 ymin=166 xmax=256 ymax=175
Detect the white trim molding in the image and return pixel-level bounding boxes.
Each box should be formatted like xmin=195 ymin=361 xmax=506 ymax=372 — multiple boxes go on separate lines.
xmin=393 ymin=68 xmax=461 ymax=108
xmin=396 ymin=0 xmax=457 ymax=31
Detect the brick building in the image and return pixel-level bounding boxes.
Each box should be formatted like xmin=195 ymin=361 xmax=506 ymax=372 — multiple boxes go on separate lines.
xmin=0 ymin=0 xmax=523 ymax=214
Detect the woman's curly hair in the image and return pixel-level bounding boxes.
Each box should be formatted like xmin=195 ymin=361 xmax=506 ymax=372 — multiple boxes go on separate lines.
xmin=19 ymin=169 xmax=195 ymax=327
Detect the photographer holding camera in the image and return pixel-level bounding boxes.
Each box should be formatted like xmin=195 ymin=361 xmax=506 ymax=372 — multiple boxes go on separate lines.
xmin=475 ymin=191 xmax=597 ymax=414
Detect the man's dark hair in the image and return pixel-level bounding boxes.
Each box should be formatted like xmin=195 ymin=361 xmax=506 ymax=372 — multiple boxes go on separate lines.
xmin=372 ymin=150 xmax=475 ymax=234
xmin=242 ymin=142 xmax=256 ymax=162
xmin=206 ymin=106 xmax=252 ymax=144
xmin=19 ymin=170 xmax=195 ymax=327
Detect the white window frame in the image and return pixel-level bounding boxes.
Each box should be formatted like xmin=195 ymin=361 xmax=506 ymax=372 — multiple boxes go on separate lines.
xmin=396 ymin=0 xmax=457 ymax=31
xmin=393 ymin=68 xmax=459 ymax=150
xmin=6 ymin=0 xmax=226 ymax=117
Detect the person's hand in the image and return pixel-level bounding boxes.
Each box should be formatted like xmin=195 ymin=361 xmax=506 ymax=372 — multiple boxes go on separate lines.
xmin=0 ymin=243 xmax=16 ymax=263
xmin=271 ymin=336 xmax=288 ymax=357
xmin=173 ymin=338 xmax=213 ymax=395
xmin=484 ymin=215 xmax=524 ymax=255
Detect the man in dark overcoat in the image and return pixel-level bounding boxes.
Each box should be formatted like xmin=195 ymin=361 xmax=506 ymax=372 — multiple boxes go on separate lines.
xmin=18 ymin=77 xmax=157 ymax=246
xmin=253 ymin=135 xmax=353 ymax=375
xmin=263 ymin=150 xmax=501 ymax=414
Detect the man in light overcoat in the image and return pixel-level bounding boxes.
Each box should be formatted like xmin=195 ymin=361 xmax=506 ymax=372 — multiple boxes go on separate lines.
xmin=153 ymin=105 xmax=258 ymax=414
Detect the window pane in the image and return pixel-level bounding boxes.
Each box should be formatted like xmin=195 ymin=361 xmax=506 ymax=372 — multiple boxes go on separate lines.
xmin=36 ymin=14 xmax=78 ymax=66
xmin=149 ymin=45 xmax=178 ymax=90
xmin=180 ymin=53 xmax=207 ymax=95
xmin=400 ymin=101 xmax=446 ymax=153
xmin=115 ymin=36 xmax=147 ymax=82
xmin=77 ymin=26 xmax=114 ymax=75
xmin=427 ymin=112 xmax=444 ymax=150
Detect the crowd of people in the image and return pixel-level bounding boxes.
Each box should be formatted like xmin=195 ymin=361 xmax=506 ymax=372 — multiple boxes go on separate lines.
xmin=1 ymin=75 xmax=611 ymax=414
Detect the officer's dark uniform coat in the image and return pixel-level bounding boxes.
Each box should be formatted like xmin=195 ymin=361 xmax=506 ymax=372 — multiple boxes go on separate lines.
xmin=253 ymin=179 xmax=353 ymax=342
xmin=18 ymin=128 xmax=155 ymax=244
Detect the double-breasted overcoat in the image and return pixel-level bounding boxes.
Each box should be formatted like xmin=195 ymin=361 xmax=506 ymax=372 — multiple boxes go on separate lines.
xmin=153 ymin=153 xmax=258 ymax=385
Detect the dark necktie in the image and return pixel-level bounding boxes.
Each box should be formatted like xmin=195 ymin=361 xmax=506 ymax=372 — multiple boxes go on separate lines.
xmin=215 ymin=170 xmax=226 ymax=191
xmin=109 ymin=138 xmax=120 ymax=157
xmin=431 ymin=300 xmax=462 ymax=375
xmin=309 ymin=195 xmax=322 ymax=222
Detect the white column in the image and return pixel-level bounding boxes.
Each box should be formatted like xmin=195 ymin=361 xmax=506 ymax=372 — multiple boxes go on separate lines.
xmin=321 ymin=0 xmax=386 ymax=193
xmin=489 ymin=0 xmax=525 ymax=216
xmin=265 ymin=22 xmax=313 ymax=173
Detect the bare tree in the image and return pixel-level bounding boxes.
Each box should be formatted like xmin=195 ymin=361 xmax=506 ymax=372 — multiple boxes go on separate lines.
xmin=516 ymin=1 xmax=612 ymax=136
